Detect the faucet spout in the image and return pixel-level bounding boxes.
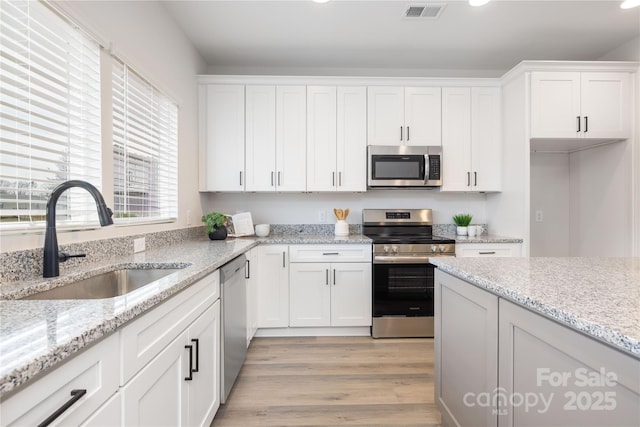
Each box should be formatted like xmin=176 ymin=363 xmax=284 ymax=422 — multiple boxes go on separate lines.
xmin=43 ymin=180 xmax=114 ymax=278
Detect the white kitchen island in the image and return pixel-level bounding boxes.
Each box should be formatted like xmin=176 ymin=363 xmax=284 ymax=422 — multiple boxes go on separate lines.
xmin=430 ymin=257 xmax=640 ymax=427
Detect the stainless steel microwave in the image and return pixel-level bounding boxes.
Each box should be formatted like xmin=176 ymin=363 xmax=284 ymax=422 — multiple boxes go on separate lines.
xmin=367 ymin=145 xmax=442 ymax=188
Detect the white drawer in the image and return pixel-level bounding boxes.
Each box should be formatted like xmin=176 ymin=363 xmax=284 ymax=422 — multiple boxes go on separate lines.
xmin=120 ymin=269 xmax=219 ymax=384
xmin=456 ymin=243 xmax=522 ymax=258
xmin=1 ymin=333 xmax=119 ymax=427
xmin=289 ymin=244 xmax=372 ymax=263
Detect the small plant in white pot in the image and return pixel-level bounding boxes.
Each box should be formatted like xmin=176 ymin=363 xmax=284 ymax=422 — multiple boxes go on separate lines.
xmin=453 ymin=213 xmax=473 ymax=236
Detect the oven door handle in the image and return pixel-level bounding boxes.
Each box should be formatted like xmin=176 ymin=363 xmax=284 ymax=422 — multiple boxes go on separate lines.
xmin=374 ymin=255 xmax=452 ymax=264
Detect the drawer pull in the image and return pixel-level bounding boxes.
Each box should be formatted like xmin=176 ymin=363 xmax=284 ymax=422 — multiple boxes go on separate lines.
xmin=38 ymin=389 xmax=87 ymax=427
xmin=479 ymin=251 xmax=496 ymax=255
xmin=322 ymin=252 xmax=339 ymax=256
xmin=192 ymin=338 xmax=200 ymax=373
xmin=185 ymin=344 xmax=194 ymax=381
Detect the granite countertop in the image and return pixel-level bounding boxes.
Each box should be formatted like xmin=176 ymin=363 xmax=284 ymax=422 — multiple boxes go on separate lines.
xmin=437 ymin=233 xmax=524 ymax=244
xmin=0 ymin=234 xmax=372 ymax=397
xmin=429 ymin=257 xmax=640 ymax=359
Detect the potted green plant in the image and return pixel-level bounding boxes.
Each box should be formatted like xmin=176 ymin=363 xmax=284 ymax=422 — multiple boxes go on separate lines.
xmin=452 ymin=213 xmax=473 ymax=236
xmin=202 ymin=211 xmax=228 ymax=240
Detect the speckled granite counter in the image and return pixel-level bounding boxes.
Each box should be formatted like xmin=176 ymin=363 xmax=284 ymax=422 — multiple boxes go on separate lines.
xmin=0 ymin=234 xmax=372 ymax=397
xmin=436 ymin=233 xmax=523 ymax=244
xmin=429 ymin=257 xmax=640 ymax=358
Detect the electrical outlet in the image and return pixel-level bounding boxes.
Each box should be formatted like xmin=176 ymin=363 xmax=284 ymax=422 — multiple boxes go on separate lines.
xmin=535 ymin=210 xmax=544 ymax=222
xmin=186 ymin=209 xmax=192 ymax=226
xmin=134 ymin=237 xmax=145 ymax=253
xmin=318 ymin=210 xmax=326 ymax=223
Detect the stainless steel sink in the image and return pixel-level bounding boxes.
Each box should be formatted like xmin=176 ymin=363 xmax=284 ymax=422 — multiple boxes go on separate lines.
xmin=22 ymin=267 xmax=183 ymax=300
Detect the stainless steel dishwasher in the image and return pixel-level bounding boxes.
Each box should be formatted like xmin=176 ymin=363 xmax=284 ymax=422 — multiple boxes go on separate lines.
xmin=220 ymin=254 xmax=247 ymax=403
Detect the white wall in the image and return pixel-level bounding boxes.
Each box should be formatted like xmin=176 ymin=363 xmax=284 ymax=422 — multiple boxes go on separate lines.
xmin=598 ymin=36 xmax=640 ymax=61
xmin=569 ymin=142 xmax=632 ymax=256
xmin=530 ymin=153 xmax=570 ymax=256
xmin=201 ymin=191 xmax=487 ymax=228
xmin=1 ymin=1 xmax=207 ymax=253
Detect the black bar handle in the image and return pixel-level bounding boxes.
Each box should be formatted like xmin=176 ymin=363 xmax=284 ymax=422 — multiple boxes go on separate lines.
xmin=467 ymin=171 xmax=470 ymax=186
xmin=479 ymin=251 xmax=496 ymax=255
xmin=474 ymin=171 xmax=477 ymax=187
xmin=38 ymin=389 xmax=87 ymax=427
xmin=333 ymin=269 xmax=336 ymax=285
xmin=191 ymin=338 xmax=199 ymax=373
xmin=245 ymin=259 xmax=250 ymax=279
xmin=407 ymin=126 xmax=410 ymax=141
xmin=278 ymin=171 xmax=281 ymax=186
xmin=325 ymin=269 xmax=329 ymax=285
xmin=577 ymin=116 xmax=581 ymax=132
xmin=332 ymin=172 xmax=335 ymax=186
xmin=282 ymin=252 xmax=286 ymax=268
xmin=239 ymin=171 xmax=243 ymax=186
xmin=339 ymin=172 xmax=342 ymax=187
xmin=400 ymin=126 xmax=403 ymax=141
xmin=58 ymin=253 xmax=86 ymax=262
xmin=584 ymin=116 xmax=588 ymax=133
xmin=271 ymin=171 xmax=274 ymax=186
xmin=185 ymin=345 xmax=193 ymax=381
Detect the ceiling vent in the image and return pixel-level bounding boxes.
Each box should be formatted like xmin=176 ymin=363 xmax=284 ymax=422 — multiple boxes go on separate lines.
xmin=405 ymin=3 xmax=446 ymax=19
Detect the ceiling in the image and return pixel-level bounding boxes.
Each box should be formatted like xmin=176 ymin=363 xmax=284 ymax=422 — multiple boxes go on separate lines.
xmin=163 ymin=0 xmax=640 ymax=77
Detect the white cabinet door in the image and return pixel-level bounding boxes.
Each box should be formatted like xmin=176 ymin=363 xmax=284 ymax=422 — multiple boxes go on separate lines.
xmin=245 ymin=85 xmax=276 ymax=192
xmin=187 ymin=301 xmax=220 ymax=427
xmin=245 ymin=247 xmax=259 ymax=346
xmin=435 ymin=271 xmax=499 ymax=427
xmin=122 ymin=329 xmax=189 ymax=427
xmin=276 ymin=85 xmax=307 ymax=191
xmin=331 ymin=263 xmax=372 ymax=327
xmin=531 ymin=72 xmax=581 ymax=139
xmin=307 ymin=86 xmax=338 ymax=191
xmin=581 ymin=72 xmax=631 ymax=139
xmin=498 ymin=300 xmax=640 ymax=427
xmin=336 ymin=86 xmax=367 ymax=192
xmin=289 ymin=262 xmax=332 ymax=327
xmin=404 ymin=87 xmax=441 ymax=146
xmin=200 ymin=84 xmax=245 ymax=191
xmin=471 ymin=87 xmax=501 ymax=191
xmin=441 ymin=87 xmax=472 ymax=191
xmin=257 ymin=245 xmax=290 ymax=328
xmin=367 ymin=86 xmax=404 ymax=145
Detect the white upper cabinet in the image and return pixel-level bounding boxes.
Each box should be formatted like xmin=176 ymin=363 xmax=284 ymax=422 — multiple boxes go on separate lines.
xmin=367 ymin=86 xmax=441 ymax=146
xmin=200 ymin=85 xmax=245 ymax=191
xmin=530 ymin=71 xmax=631 ymax=139
xmin=245 ymin=85 xmax=306 ymax=192
xmin=442 ymin=87 xmax=501 ymax=192
xmin=307 ymin=86 xmax=367 ymax=192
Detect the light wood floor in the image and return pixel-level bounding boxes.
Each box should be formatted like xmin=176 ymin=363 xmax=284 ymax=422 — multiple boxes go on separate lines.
xmin=211 ymin=336 xmax=441 ymax=427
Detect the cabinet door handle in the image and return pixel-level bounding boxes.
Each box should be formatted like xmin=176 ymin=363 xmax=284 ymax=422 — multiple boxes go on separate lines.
xmin=185 ymin=345 xmax=194 ymax=381
xmin=479 ymin=251 xmax=496 ymax=255
xmin=467 ymin=171 xmax=470 ymax=186
xmin=338 ymin=171 xmax=342 ymax=187
xmin=38 ymin=389 xmax=87 ymax=427
xmin=332 ymin=171 xmax=335 ymax=187
xmin=407 ymin=126 xmax=410 ymax=141
xmin=245 ymin=259 xmax=250 ymax=279
xmin=271 ymin=171 xmax=274 ymax=186
xmin=282 ymin=252 xmax=286 ymax=268
xmin=400 ymin=126 xmax=403 ymax=141
xmin=474 ymin=171 xmax=477 ymax=187
xmin=326 ymin=269 xmax=329 ymax=285
xmin=333 ymin=269 xmax=336 ymax=285
xmin=191 ymin=338 xmax=199 ymax=373
xmin=278 ymin=171 xmax=281 ymax=186
xmin=576 ymin=116 xmax=581 ymax=132
xmin=239 ymin=171 xmax=243 ymax=186
xmin=584 ymin=116 xmax=588 ymax=133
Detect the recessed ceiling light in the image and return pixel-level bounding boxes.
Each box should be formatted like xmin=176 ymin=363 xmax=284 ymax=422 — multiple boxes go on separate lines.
xmin=469 ymin=0 xmax=491 ymax=6
xmin=620 ymin=0 xmax=640 ymax=8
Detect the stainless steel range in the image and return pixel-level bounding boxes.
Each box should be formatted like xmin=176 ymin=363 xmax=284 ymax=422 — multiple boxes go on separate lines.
xmin=362 ymin=209 xmax=455 ymax=338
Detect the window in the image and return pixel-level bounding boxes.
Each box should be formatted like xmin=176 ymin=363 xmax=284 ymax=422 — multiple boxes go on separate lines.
xmin=111 ymin=58 xmax=178 ymax=223
xmin=0 ymin=0 xmax=102 ymax=230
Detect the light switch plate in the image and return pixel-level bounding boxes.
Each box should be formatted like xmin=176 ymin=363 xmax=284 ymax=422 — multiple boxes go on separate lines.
xmin=134 ymin=237 xmax=145 ymax=253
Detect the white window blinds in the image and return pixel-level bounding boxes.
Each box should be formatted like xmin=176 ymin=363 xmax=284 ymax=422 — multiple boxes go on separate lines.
xmin=112 ymin=58 xmax=178 ymax=223
xmin=0 ymin=0 xmax=102 ymax=230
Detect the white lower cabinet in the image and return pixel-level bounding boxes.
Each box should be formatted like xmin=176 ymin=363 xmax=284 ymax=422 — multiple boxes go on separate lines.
xmin=256 ymin=245 xmax=290 ymax=328
xmin=79 ymin=392 xmax=121 ymax=426
xmin=435 ymin=270 xmax=498 ymax=427
xmin=289 ymin=245 xmax=372 ymax=328
xmin=435 ymin=270 xmax=640 ymax=427
xmin=122 ymin=301 xmax=220 ymax=427
xmin=455 ymin=242 xmax=522 ymax=258
xmin=0 ymin=333 xmax=120 ymax=427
